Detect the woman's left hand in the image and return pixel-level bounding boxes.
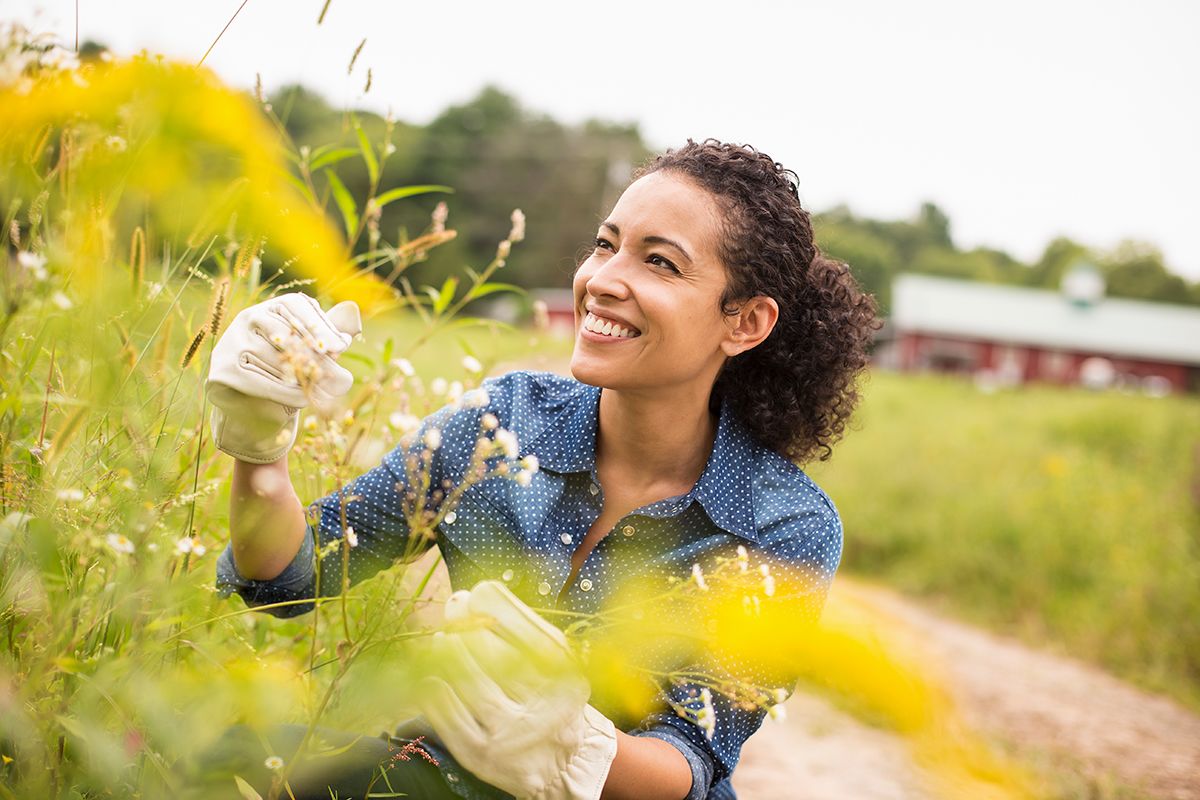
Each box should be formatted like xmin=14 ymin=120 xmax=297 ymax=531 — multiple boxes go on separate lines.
xmin=417 ymin=580 xmax=618 ymax=800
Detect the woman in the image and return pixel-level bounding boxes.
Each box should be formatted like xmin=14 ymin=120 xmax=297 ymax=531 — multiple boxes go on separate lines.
xmin=205 ymin=139 xmax=878 ymax=799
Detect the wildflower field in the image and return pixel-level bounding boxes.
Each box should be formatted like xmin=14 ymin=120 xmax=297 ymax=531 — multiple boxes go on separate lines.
xmin=5 ymin=26 xmax=1186 ymax=800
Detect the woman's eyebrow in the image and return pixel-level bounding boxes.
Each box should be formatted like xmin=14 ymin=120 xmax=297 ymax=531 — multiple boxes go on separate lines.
xmin=600 ymin=222 xmax=693 ymax=264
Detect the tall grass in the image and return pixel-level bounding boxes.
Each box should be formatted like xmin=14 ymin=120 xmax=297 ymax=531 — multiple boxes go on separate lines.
xmin=809 ymin=372 xmax=1200 ymax=709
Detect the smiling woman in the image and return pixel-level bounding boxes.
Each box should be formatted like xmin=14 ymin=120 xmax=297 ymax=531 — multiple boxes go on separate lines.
xmin=209 ymin=139 xmax=879 ymax=800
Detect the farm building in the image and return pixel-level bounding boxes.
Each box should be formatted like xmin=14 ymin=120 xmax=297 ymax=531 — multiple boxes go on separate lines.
xmin=877 ymin=271 xmax=1200 ymax=394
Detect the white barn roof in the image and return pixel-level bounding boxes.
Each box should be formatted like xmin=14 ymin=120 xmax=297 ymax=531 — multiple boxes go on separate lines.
xmin=891 ymin=274 xmax=1200 ymax=366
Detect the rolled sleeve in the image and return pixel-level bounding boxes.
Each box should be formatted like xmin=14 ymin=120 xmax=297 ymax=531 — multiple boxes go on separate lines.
xmin=628 ymin=725 xmax=714 ymax=800
xmin=216 ymin=526 xmax=317 ymax=618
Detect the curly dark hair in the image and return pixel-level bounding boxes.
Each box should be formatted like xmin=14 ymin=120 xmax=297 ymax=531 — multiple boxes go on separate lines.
xmin=636 ymin=139 xmax=879 ymax=464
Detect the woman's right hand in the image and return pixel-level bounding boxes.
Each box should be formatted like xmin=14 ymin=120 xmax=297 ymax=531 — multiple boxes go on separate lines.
xmin=205 ymin=292 xmax=362 ymax=464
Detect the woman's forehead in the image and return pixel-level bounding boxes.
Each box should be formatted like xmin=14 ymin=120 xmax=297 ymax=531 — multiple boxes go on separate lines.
xmin=606 ymin=172 xmax=723 ymax=256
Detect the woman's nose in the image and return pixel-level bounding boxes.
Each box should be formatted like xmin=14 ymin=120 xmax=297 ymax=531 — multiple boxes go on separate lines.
xmin=581 ymin=251 xmax=632 ymax=301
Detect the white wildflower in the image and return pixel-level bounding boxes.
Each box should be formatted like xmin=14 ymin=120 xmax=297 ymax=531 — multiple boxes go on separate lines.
xmin=384 ymin=142 xmax=397 ymax=156
xmin=104 ymin=135 xmax=127 ymax=152
xmin=464 ymin=388 xmax=490 ymax=408
xmin=391 ymin=358 xmax=415 ymax=377
xmin=430 ymin=377 xmax=448 ymax=396
xmin=341 ymin=409 xmax=355 ymax=427
xmin=481 ymin=412 xmax=499 ymax=430
xmin=519 ymin=454 xmax=539 ymax=474
xmin=389 ymin=412 xmax=420 ymax=433
xmin=16 ymin=251 xmax=47 ymax=280
xmin=496 ymin=240 xmax=511 ymax=261
xmin=762 ymin=573 xmax=776 ymax=597
xmin=772 ymin=687 xmax=789 ymax=704
xmin=461 ymin=355 xmax=483 ymax=374
xmin=344 ymin=527 xmax=358 ymax=548
xmin=514 ymin=471 xmax=532 ymax=487
xmin=56 ymin=488 xmax=85 ymax=502
xmin=508 ymin=209 xmax=526 ymax=242
xmin=448 ymin=380 xmax=464 ymax=404
xmin=264 ymin=755 xmax=284 ymax=770
xmin=768 ymin=704 xmax=787 ymax=722
xmin=691 ymin=563 xmax=709 ymax=592
xmin=147 ymin=281 xmax=164 ymax=299
xmin=424 ymin=428 xmax=443 ymax=450
xmin=303 ymin=415 xmax=319 ymax=432
xmin=736 ymin=544 xmax=749 ymax=572
xmin=494 ymin=428 xmax=519 ymax=460
xmin=175 ymin=537 xmax=195 ymax=555
xmin=106 ymin=534 xmax=135 ymax=555
xmin=50 ymin=291 xmax=72 ymax=310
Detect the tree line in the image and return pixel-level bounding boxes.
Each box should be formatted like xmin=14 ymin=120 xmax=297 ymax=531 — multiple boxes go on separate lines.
xmin=274 ymin=84 xmax=1200 ymax=315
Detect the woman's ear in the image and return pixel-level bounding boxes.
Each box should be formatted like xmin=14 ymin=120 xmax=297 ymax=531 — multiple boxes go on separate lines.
xmin=721 ymin=296 xmax=779 ymax=356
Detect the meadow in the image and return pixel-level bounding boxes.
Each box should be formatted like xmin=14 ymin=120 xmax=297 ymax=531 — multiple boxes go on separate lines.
xmin=809 ymin=371 xmax=1200 ymax=710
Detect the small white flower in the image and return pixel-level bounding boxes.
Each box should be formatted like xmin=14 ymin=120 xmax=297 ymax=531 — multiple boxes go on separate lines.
xmin=431 ymin=377 xmax=448 ymax=396
xmin=50 ymin=291 xmax=73 ymax=310
xmin=509 ymin=209 xmax=526 ymax=242
xmin=147 ymin=281 xmax=164 ymax=299
xmin=106 ymin=534 xmax=135 ymax=555
xmin=759 ymin=563 xmax=771 ymax=577
xmin=481 ymin=413 xmax=499 ymax=430
xmin=16 ymin=251 xmax=46 ymax=271
xmin=768 ymin=704 xmax=787 ymax=722
xmin=461 ymin=355 xmax=483 ymax=374
xmin=264 ymin=755 xmax=284 ymax=770
xmin=496 ymin=240 xmax=511 ymax=260
xmin=519 ymin=455 xmax=539 ymax=474
xmin=389 ymin=412 xmax=420 ymax=433
xmin=494 ymin=428 xmax=519 ymax=460
xmin=772 ymin=687 xmax=789 ymax=704
xmin=303 ymin=416 xmax=319 ymax=432
xmin=448 ymin=381 xmax=464 ymax=404
xmin=384 ymin=142 xmax=397 ymax=156
xmin=736 ymin=545 xmax=749 ymax=562
xmin=424 ymin=428 xmax=443 ymax=451
xmin=175 ymin=537 xmax=195 ymax=555
xmin=391 ymin=358 xmax=415 ymax=377
xmin=104 ymin=135 xmax=127 ymax=152
xmin=192 ymin=542 xmax=207 ymax=557
xmin=341 ymin=410 xmax=355 ymax=427
xmin=56 ymin=488 xmax=85 ymax=502
xmin=691 ymin=563 xmax=709 ymax=592
xmin=762 ymin=573 xmax=776 ymax=597
xmin=344 ymin=527 xmax=358 ymax=548
xmin=464 ymin=388 xmax=490 ymax=408
xmin=514 ymin=471 xmax=531 ymax=487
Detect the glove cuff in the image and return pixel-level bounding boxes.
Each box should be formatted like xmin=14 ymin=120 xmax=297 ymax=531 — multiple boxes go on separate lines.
xmin=540 ymin=704 xmax=618 ymax=800
xmin=208 ymin=402 xmax=299 ymax=464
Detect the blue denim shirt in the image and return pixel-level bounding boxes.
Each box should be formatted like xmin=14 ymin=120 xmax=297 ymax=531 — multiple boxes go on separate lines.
xmin=218 ymin=370 xmax=843 ymax=799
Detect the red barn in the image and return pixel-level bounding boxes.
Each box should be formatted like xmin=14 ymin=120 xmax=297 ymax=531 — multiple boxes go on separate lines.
xmin=879 ymin=272 xmax=1200 ymax=394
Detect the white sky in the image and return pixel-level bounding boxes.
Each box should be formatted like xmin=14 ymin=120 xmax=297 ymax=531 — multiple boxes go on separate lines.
xmin=9 ymin=0 xmax=1200 ymax=279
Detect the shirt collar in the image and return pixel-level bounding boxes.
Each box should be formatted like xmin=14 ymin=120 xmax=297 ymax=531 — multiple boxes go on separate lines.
xmin=526 ymin=383 xmax=759 ymax=543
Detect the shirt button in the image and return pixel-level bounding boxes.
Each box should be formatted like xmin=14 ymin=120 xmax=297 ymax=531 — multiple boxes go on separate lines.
xmin=537 ymin=581 xmax=551 ymax=596
xmin=560 ymin=533 xmax=573 ymax=545
xmin=501 ymin=569 xmax=514 ymax=582
xmin=621 ymin=525 xmax=635 ymax=537
xmin=444 ymin=511 xmax=457 ymax=524
xmin=579 ymin=578 xmax=593 ymax=592
xmin=589 ymin=483 xmax=600 ymax=496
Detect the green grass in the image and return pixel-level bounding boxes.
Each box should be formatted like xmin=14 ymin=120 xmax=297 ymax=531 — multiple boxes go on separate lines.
xmin=807 ymin=371 xmax=1200 ymax=710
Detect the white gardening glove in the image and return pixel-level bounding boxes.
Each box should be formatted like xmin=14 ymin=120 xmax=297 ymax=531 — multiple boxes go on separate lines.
xmin=205 ymin=292 xmax=362 ymax=463
xmin=418 ymin=581 xmax=618 ymax=800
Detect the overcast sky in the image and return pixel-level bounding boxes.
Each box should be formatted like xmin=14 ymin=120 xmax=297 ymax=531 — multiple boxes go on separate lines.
xmin=10 ymin=0 xmax=1200 ymax=278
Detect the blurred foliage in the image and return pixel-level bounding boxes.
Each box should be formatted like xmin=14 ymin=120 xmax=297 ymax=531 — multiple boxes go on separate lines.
xmin=808 ymin=371 xmax=1200 ymax=711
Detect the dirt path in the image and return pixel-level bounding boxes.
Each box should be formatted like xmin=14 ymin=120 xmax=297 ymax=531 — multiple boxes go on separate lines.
xmin=733 ymin=579 xmax=1200 ymax=799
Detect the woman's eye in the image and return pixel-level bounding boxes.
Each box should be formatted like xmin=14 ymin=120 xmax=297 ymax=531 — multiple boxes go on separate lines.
xmin=648 ymin=254 xmax=679 ymax=273
xmin=594 ymin=237 xmax=615 ymax=252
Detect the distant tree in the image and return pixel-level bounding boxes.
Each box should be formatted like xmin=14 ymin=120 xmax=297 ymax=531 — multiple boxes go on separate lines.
xmin=1101 ymin=240 xmax=1192 ymax=305
xmin=917 ymin=202 xmax=953 ymax=249
xmin=1027 ymin=236 xmax=1091 ymax=288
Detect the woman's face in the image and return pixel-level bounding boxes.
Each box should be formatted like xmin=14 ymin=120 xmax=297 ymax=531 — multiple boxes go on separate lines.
xmin=570 ymin=171 xmax=739 ymax=397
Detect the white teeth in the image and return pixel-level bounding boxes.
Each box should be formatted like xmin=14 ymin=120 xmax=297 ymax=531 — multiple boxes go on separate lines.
xmin=584 ymin=312 xmax=638 ymax=339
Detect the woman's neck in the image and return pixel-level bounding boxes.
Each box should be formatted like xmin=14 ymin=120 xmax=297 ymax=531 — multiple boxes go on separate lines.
xmin=595 ymin=385 xmax=718 ymax=491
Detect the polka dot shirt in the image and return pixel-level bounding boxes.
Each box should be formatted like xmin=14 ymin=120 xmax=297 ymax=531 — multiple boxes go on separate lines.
xmin=218 ymin=370 xmax=843 ymax=800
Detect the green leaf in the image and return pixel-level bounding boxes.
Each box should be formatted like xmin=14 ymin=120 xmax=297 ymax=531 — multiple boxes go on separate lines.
xmin=282 ymin=172 xmax=315 ymax=205
xmin=310 ymin=147 xmax=359 ymax=172
xmin=324 ymin=169 xmax=359 ymax=239
xmin=382 ymin=336 xmax=394 ymax=365
xmin=374 ymin=185 xmax=454 ymax=209
xmin=441 ymin=317 xmax=517 ymax=335
xmin=433 ymin=276 xmax=458 ymax=315
xmin=465 ymin=282 xmax=524 ymax=301
xmin=233 ymin=776 xmax=264 ymax=800
xmin=354 ymin=115 xmax=379 ymax=185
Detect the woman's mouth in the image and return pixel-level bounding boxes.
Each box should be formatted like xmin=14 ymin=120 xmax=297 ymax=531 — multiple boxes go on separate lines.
xmin=582 ymin=312 xmax=641 ymax=339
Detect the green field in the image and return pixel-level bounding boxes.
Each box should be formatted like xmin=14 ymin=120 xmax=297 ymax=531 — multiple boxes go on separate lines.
xmin=806 ymin=371 xmax=1200 ymax=710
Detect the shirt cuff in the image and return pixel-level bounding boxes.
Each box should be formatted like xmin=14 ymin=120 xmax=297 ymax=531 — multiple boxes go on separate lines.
xmin=215 ymin=526 xmax=317 ymax=617
xmin=628 ymin=726 xmax=713 ymax=800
